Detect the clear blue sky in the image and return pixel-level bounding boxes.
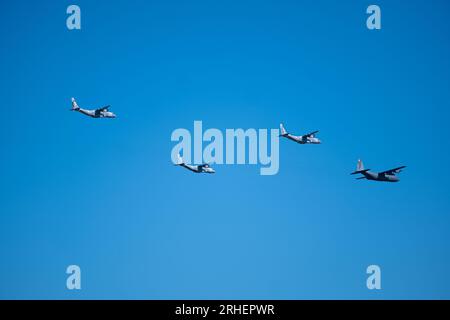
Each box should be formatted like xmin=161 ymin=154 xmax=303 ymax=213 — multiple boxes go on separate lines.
xmin=1 ymin=0 xmax=449 ymax=299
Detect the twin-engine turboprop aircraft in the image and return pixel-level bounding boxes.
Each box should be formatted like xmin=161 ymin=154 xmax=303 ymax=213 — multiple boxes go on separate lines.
xmin=70 ymin=98 xmax=116 ymax=118
xmin=279 ymin=123 xmax=321 ymax=144
xmin=174 ymin=154 xmax=216 ymax=174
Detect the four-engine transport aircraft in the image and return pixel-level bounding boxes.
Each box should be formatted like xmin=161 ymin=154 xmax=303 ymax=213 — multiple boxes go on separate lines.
xmin=175 ymin=154 xmax=216 ymax=174
xmin=279 ymin=123 xmax=321 ymax=144
xmin=351 ymin=159 xmax=406 ymax=182
xmin=70 ymin=98 xmax=116 ymax=118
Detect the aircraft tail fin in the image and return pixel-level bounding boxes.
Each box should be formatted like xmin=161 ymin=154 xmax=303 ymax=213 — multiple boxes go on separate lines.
xmin=175 ymin=153 xmax=184 ymax=166
xmin=280 ymin=123 xmax=288 ymax=136
xmin=351 ymin=159 xmax=370 ymax=175
xmin=357 ymin=159 xmax=364 ymax=171
xmin=71 ymin=97 xmax=80 ymax=111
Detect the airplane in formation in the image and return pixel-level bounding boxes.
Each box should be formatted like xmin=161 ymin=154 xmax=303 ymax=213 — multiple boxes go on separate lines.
xmin=66 ymin=107 xmax=403 ymax=182
xmin=70 ymin=98 xmax=116 ymax=118
xmin=351 ymin=159 xmax=406 ymax=182
xmin=279 ymin=123 xmax=321 ymax=144
xmin=174 ymin=154 xmax=216 ymax=174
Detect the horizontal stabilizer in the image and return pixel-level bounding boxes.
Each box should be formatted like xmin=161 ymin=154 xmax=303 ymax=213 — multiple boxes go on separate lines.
xmin=351 ymin=169 xmax=371 ymax=175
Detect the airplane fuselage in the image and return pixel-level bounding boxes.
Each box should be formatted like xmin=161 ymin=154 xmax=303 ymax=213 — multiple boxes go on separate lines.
xmin=76 ymin=108 xmax=116 ymax=118
xmin=361 ymin=171 xmax=400 ymax=182
xmin=181 ymin=163 xmax=215 ymax=174
xmin=284 ymin=134 xmax=321 ymax=144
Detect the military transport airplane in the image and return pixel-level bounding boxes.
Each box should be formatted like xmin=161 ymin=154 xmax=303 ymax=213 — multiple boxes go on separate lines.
xmin=70 ymin=98 xmax=116 ymax=118
xmin=279 ymin=123 xmax=321 ymax=144
xmin=351 ymin=159 xmax=406 ymax=182
xmin=175 ymin=154 xmax=215 ymax=174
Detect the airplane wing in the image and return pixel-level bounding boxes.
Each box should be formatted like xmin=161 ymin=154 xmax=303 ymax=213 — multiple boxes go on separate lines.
xmin=304 ymin=130 xmax=319 ymax=137
xmin=351 ymin=169 xmax=371 ymax=175
xmin=379 ymin=166 xmax=406 ymax=176
xmin=95 ymin=105 xmax=110 ymax=112
xmin=356 ymin=176 xmax=367 ymax=180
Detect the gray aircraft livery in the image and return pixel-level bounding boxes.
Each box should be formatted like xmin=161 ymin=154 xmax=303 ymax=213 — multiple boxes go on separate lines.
xmin=280 ymin=123 xmax=321 ymax=144
xmin=175 ymin=154 xmax=216 ymax=174
xmin=351 ymin=159 xmax=406 ymax=182
xmin=70 ymin=98 xmax=116 ymax=118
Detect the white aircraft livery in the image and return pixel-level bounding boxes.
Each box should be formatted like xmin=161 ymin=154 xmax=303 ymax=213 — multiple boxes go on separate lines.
xmin=70 ymin=98 xmax=116 ymax=118
xmin=280 ymin=123 xmax=321 ymax=144
xmin=175 ymin=154 xmax=215 ymax=174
